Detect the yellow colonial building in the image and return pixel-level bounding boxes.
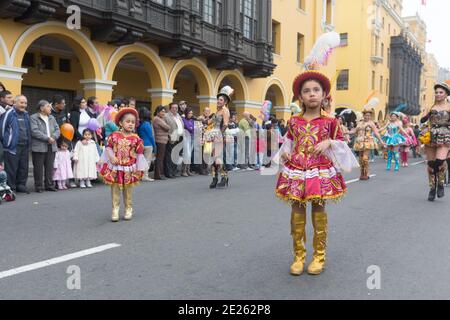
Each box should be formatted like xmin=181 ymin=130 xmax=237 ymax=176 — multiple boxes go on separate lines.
xmin=0 ymin=0 xmax=338 ymax=122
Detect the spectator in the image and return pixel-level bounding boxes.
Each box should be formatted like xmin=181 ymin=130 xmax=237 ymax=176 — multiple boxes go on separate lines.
xmin=0 ymin=82 xmax=5 ymax=92
xmin=0 ymin=95 xmax=31 ymax=193
xmin=0 ymin=90 xmax=13 ymax=115
xmin=128 ymin=98 xmax=136 ymax=109
xmin=73 ymin=129 xmax=99 ymax=188
xmin=0 ymin=133 xmax=5 ymax=187
xmin=152 ymin=105 xmax=170 ymax=180
xmin=178 ymin=101 xmax=187 ymax=117
xmin=51 ymin=94 xmax=68 ymax=126
xmin=279 ymin=119 xmax=287 ymax=137
xmin=197 ymin=107 xmax=212 ymax=175
xmin=53 ymin=139 xmax=74 ymax=190
xmin=238 ymin=111 xmax=252 ymax=169
xmin=137 ymin=107 xmax=156 ymax=182
xmin=225 ymin=112 xmax=239 ymax=171
xmin=30 ymin=100 xmax=60 ymax=193
xmin=164 ymin=103 xmax=184 ymax=178
xmin=181 ymin=107 xmax=195 ymax=177
xmin=69 ymin=96 xmax=89 ymax=143
xmin=87 ymin=96 xmax=99 ymax=118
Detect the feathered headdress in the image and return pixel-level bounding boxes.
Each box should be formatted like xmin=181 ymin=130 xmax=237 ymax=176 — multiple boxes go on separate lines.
xmin=395 ymin=103 xmax=407 ymax=113
xmin=362 ymin=97 xmax=379 ymax=115
xmin=304 ymin=32 xmax=341 ymax=70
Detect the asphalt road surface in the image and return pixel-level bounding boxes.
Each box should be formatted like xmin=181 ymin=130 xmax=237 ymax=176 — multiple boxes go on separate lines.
xmin=1 ymin=157 xmax=449 ymax=300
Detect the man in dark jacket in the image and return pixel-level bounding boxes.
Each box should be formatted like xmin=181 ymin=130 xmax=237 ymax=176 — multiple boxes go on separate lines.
xmin=0 ymin=95 xmax=31 ymax=193
xmin=51 ymin=95 xmax=68 ymax=127
xmin=0 ymin=90 xmax=14 ymax=115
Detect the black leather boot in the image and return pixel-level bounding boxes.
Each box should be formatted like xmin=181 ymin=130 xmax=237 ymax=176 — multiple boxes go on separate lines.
xmin=217 ymin=176 xmax=229 ymax=188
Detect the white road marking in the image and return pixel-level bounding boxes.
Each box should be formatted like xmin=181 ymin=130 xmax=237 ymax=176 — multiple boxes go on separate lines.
xmin=410 ymin=160 xmax=426 ymax=166
xmin=0 ymin=243 xmax=121 ymax=280
xmin=346 ymin=174 xmax=377 ymax=185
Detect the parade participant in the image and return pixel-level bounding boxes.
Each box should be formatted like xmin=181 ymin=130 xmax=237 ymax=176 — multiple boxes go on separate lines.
xmin=380 ymin=112 xmax=407 ymax=172
xmin=275 ymin=71 xmax=357 ymax=276
xmin=399 ymin=116 xmax=417 ymax=167
xmin=205 ymin=86 xmax=231 ymax=189
xmin=99 ymin=108 xmax=148 ymax=222
xmin=352 ymin=108 xmax=384 ymax=180
xmin=337 ymin=116 xmax=350 ymax=144
xmin=420 ymin=83 xmax=450 ymax=201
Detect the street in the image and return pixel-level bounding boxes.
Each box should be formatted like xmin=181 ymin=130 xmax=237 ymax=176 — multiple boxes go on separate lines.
xmin=0 ymin=157 xmax=449 ymax=300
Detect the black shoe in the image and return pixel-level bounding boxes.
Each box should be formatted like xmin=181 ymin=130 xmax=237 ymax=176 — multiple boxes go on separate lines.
xmin=209 ymin=177 xmax=219 ymax=189
xmin=217 ymin=177 xmax=229 ymax=188
xmin=16 ymin=186 xmax=30 ymax=194
xmin=428 ymin=188 xmax=437 ymax=202
xmin=35 ymin=188 xmax=44 ymax=193
xmin=45 ymin=187 xmax=58 ymax=192
xmin=437 ymin=184 xmax=445 ymax=198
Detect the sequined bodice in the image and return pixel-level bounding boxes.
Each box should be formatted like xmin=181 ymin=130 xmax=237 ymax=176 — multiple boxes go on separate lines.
xmin=430 ymin=110 xmax=450 ymax=127
xmin=212 ymin=113 xmax=223 ymax=130
xmin=387 ymin=124 xmax=399 ymax=136
xmin=357 ymin=123 xmax=373 ymax=139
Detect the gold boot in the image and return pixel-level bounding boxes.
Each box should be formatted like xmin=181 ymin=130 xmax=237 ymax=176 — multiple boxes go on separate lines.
xmin=111 ymin=185 xmax=121 ymax=222
xmin=123 ymin=186 xmax=134 ymax=221
xmin=290 ymin=206 xmax=307 ymax=276
xmin=307 ymin=208 xmax=328 ymax=275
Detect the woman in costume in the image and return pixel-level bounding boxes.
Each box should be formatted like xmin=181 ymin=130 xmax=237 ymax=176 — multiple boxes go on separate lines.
xmin=99 ymin=108 xmax=148 ymax=222
xmin=399 ymin=116 xmax=417 ymax=167
xmin=352 ymin=109 xmax=384 ymax=180
xmin=275 ymin=71 xmax=357 ymax=276
xmin=205 ymin=86 xmax=232 ymax=189
xmin=380 ymin=112 xmax=407 ymax=172
xmin=420 ymin=83 xmax=450 ymax=201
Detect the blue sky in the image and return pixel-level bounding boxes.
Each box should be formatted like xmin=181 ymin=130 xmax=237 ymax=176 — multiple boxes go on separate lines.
xmin=402 ymin=0 xmax=450 ymax=69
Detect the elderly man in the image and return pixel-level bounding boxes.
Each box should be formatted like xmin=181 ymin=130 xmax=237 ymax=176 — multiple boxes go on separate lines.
xmin=164 ymin=102 xmax=184 ymax=178
xmin=0 ymin=95 xmax=31 ymax=193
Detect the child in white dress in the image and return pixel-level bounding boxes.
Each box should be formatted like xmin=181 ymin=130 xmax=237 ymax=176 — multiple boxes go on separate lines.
xmin=73 ymin=129 xmax=100 ymax=188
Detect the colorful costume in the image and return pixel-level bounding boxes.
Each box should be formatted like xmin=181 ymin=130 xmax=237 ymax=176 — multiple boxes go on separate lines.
xmin=354 ymin=121 xmax=378 ymax=180
xmin=382 ymin=123 xmax=406 ymax=171
xmin=275 ymin=70 xmax=358 ymax=276
xmin=399 ymin=123 xmax=417 ymax=167
xmin=99 ymin=108 xmax=148 ymax=221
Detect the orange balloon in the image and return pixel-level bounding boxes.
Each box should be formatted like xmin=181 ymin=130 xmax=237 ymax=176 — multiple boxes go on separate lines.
xmin=110 ymin=110 xmax=118 ymax=122
xmin=445 ymin=79 xmax=450 ymax=86
xmin=60 ymin=123 xmax=75 ymax=141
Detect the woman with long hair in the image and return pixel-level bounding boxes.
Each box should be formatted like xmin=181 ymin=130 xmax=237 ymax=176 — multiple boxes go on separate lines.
xmin=420 ymin=83 xmax=450 ymax=201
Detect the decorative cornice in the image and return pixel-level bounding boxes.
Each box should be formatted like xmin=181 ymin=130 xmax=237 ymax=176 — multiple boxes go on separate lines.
xmin=0 ymin=65 xmax=28 ymax=80
xmin=80 ymin=79 xmax=117 ymax=91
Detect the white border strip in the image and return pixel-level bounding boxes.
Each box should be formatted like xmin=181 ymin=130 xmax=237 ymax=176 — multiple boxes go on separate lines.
xmin=0 ymin=243 xmax=121 ymax=280
xmin=346 ymin=174 xmax=377 ymax=185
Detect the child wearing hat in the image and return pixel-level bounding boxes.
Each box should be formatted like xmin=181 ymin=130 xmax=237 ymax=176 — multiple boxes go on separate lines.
xmin=99 ymin=108 xmax=148 ymax=222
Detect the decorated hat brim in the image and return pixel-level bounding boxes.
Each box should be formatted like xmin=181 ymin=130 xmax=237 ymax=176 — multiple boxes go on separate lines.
xmin=115 ymin=107 xmax=139 ymax=126
xmin=293 ymin=71 xmax=331 ymax=98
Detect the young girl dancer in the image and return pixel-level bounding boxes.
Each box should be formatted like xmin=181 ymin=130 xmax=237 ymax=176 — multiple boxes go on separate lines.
xmin=53 ymin=139 xmax=74 ymax=190
xmin=73 ymin=129 xmax=100 ymax=188
xmin=399 ymin=116 xmax=417 ymax=167
xmin=99 ymin=108 xmax=148 ymax=222
xmin=380 ymin=112 xmax=407 ymax=172
xmin=275 ymin=71 xmax=357 ymax=276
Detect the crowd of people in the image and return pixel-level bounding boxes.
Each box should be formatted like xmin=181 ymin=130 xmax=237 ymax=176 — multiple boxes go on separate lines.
xmin=0 ymin=81 xmax=289 ymax=204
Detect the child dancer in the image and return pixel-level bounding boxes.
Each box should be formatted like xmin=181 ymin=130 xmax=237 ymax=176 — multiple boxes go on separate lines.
xmin=99 ymin=108 xmax=148 ymax=222
xmin=399 ymin=116 xmax=417 ymax=167
xmin=53 ymin=139 xmax=74 ymax=190
xmin=275 ymin=71 xmax=357 ymax=276
xmin=380 ymin=112 xmax=407 ymax=172
xmin=73 ymin=129 xmax=100 ymax=188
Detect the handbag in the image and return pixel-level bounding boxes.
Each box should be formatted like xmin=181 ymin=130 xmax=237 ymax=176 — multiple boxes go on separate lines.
xmin=419 ymin=123 xmax=431 ymax=145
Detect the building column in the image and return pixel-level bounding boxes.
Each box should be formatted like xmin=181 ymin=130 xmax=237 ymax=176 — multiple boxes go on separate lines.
xmin=148 ymin=88 xmax=177 ymax=108
xmin=234 ymin=100 xmax=263 ymax=119
xmin=197 ymin=96 xmax=217 ymax=114
xmin=274 ymin=105 xmax=291 ymax=121
xmin=80 ymin=79 xmax=117 ymax=104
xmin=0 ymin=65 xmax=28 ymax=96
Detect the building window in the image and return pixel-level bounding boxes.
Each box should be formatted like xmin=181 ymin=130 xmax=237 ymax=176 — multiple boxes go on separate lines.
xmin=297 ymin=33 xmax=304 ymax=63
xmin=41 ymin=55 xmax=54 ymax=70
xmin=380 ymin=76 xmax=383 ymax=94
xmin=371 ymin=71 xmax=375 ymax=90
xmin=216 ymin=0 xmax=222 ymax=26
xmin=272 ymin=20 xmax=281 ymax=54
xmin=203 ymin=0 xmax=214 ymax=24
xmin=381 ymin=43 xmax=384 ymax=59
xmin=340 ymin=33 xmax=348 ymax=46
xmin=337 ymin=69 xmax=349 ymax=91
xmin=388 ymin=23 xmax=391 ymax=34
xmin=386 ymin=79 xmax=389 ymax=95
xmin=59 ymin=58 xmax=71 ymax=73
xmin=241 ymin=0 xmax=257 ymax=40
xmin=325 ymin=0 xmax=332 ymax=25
xmin=298 ymin=0 xmax=306 ymax=10
xmin=22 ymin=52 xmax=35 ymax=68
xmin=152 ymin=0 xmax=173 ymax=7
xmin=387 ymin=48 xmax=390 ymax=67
